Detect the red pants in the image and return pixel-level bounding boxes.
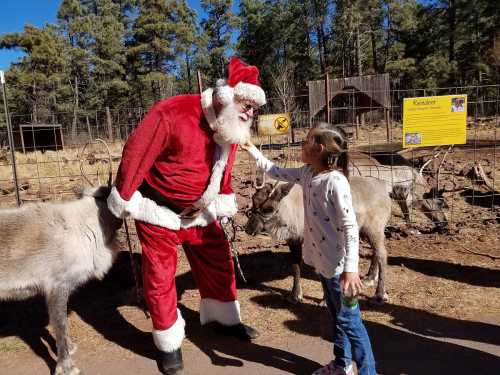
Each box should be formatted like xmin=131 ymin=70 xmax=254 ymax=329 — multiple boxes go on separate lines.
xmin=136 ymin=220 xmax=237 ymax=331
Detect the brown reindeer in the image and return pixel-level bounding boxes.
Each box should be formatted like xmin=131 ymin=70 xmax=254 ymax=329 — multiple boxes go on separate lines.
xmin=245 ymin=176 xmax=392 ymax=304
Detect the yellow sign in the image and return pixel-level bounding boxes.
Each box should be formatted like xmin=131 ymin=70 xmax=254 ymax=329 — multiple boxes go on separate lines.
xmin=257 ymin=113 xmax=291 ymax=136
xmin=403 ymin=95 xmax=467 ymax=148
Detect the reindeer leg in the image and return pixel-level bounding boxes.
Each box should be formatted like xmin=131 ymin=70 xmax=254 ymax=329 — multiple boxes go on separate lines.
xmin=363 ymin=256 xmax=379 ymax=287
xmin=46 ymin=287 xmax=80 ymax=375
xmin=286 ymin=241 xmax=303 ymax=304
xmin=371 ymin=230 xmax=389 ymax=304
xmin=398 ymin=196 xmax=411 ymax=226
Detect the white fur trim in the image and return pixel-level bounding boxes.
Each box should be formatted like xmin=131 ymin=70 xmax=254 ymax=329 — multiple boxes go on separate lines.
xmin=216 ymin=85 xmax=235 ymax=106
xmin=194 ymin=144 xmax=231 ymax=209
xmin=199 ymin=299 xmax=241 ymax=326
xmin=107 ymin=187 xmax=142 ymax=219
xmin=201 ymin=88 xmax=217 ymax=131
xmin=108 ymin=186 xmax=236 ymax=229
xmin=234 ymin=82 xmax=266 ymax=106
xmin=215 ymin=194 xmax=238 ymax=218
xmin=152 ymin=309 xmax=185 ymax=352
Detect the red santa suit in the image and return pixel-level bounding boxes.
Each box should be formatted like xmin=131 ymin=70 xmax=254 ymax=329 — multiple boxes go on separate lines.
xmin=107 ymin=57 xmax=266 ymax=353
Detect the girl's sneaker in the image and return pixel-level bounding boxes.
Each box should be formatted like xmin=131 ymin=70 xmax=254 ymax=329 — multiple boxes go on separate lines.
xmin=312 ymin=361 xmax=354 ymax=375
xmin=312 ymin=361 xmax=335 ymax=375
xmin=333 ymin=364 xmax=354 ymax=375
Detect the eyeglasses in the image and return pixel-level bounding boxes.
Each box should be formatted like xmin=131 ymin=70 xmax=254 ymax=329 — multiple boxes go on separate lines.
xmin=237 ymin=100 xmax=259 ymax=113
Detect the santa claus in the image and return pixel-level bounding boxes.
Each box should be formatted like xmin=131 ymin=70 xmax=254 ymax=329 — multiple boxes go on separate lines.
xmin=106 ymin=57 xmax=266 ymax=374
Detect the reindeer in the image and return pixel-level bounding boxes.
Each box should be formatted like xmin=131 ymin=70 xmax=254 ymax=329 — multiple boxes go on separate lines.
xmin=349 ymin=151 xmax=449 ymax=231
xmin=245 ymin=176 xmax=392 ymax=304
xmin=307 ymin=122 xmax=449 ymax=231
xmin=0 ymin=186 xmax=123 ymax=375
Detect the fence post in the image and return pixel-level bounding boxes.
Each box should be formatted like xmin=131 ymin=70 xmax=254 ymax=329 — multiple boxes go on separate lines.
xmin=1 ymin=71 xmax=21 ymax=206
xmin=325 ymin=72 xmax=330 ymax=123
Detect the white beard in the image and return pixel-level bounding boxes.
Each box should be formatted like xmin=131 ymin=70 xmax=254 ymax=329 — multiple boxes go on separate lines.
xmin=213 ymin=102 xmax=252 ymax=145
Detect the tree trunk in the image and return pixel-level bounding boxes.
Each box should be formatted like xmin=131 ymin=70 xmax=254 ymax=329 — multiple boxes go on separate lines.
xmin=106 ymin=106 xmax=113 ymax=140
xmin=185 ymin=52 xmax=192 ymax=93
xmin=371 ymin=28 xmax=378 ymax=73
xmin=356 ymin=26 xmax=362 ymax=76
xmin=448 ymin=0 xmax=456 ymax=63
xmin=72 ymin=76 xmax=78 ymax=140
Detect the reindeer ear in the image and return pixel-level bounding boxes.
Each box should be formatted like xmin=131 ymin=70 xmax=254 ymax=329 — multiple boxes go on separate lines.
xmin=273 ymin=182 xmax=294 ymax=199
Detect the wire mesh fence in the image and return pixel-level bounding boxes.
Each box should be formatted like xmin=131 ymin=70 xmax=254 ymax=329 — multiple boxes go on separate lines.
xmin=0 ymin=84 xmax=498 ymax=232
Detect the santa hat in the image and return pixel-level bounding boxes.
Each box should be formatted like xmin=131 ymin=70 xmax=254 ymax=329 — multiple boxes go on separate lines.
xmin=215 ymin=57 xmax=266 ymax=107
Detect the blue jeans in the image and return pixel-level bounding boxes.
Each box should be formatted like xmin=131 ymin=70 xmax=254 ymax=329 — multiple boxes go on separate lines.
xmin=320 ymin=275 xmax=376 ymax=375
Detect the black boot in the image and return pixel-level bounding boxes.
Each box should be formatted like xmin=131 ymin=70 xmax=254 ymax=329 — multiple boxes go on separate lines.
xmin=212 ymin=322 xmax=260 ymax=341
xmin=157 ymin=348 xmax=183 ymax=375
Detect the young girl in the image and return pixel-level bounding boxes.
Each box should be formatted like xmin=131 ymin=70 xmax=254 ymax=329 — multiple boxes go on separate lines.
xmin=243 ymin=125 xmax=376 ymax=375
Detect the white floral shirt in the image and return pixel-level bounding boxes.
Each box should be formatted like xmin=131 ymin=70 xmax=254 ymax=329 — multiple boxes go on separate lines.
xmin=248 ymin=146 xmax=359 ymax=278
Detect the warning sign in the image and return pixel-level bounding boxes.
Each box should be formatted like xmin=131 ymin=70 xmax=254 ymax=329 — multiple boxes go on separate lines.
xmin=403 ymin=95 xmax=467 ymax=148
xmin=257 ymin=113 xmax=291 ymax=136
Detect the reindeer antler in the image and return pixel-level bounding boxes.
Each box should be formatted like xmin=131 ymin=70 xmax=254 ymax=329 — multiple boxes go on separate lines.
xmin=419 ymin=149 xmax=442 ymax=177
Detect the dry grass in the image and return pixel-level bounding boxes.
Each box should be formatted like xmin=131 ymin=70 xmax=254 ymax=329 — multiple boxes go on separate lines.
xmin=0 ymin=141 xmax=123 ymax=204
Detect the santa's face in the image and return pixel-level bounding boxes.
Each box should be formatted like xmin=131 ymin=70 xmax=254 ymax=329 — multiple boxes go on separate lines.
xmin=213 ymin=99 xmax=257 ymax=145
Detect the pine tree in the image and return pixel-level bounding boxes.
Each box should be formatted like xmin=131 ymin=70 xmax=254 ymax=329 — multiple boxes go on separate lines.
xmin=0 ymin=25 xmax=72 ymax=123
xmin=201 ymin=0 xmax=239 ymax=84
xmin=172 ymin=0 xmax=200 ymax=93
xmin=129 ymin=0 xmax=178 ymax=105
xmin=88 ymin=0 xmax=129 ymax=108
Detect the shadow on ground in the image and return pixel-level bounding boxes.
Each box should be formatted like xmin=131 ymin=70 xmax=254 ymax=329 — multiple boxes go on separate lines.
xmin=250 ymin=293 xmax=500 ymax=375
xmin=460 ymin=188 xmax=500 ymax=208
xmin=2 ymin=250 xmax=499 ymax=375
xmin=388 ymin=256 xmax=500 ymax=288
xmin=0 ymin=251 xmax=320 ymax=374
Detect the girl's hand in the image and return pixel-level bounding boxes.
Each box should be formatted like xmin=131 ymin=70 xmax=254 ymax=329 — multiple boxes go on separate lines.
xmin=240 ymin=140 xmax=254 ymax=151
xmin=341 ymin=272 xmax=363 ymax=296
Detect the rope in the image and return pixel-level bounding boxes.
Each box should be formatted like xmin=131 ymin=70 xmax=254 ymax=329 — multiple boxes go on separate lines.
xmin=221 ymin=217 xmax=247 ymax=283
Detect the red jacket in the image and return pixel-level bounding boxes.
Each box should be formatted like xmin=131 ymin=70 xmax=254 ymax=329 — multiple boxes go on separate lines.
xmin=107 ymin=93 xmax=238 ymax=230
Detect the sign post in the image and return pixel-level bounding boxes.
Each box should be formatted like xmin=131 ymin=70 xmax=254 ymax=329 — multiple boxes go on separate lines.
xmin=403 ymin=95 xmax=467 ymax=148
xmin=1 ymin=70 xmax=21 ymax=206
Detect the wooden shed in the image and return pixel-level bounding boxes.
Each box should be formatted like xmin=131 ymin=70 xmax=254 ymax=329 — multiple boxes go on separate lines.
xmin=18 ymin=124 xmax=64 ymax=153
xmin=307 ymin=73 xmax=392 ymax=140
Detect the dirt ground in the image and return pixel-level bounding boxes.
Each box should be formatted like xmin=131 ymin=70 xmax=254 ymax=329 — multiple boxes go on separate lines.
xmin=1 ymin=127 xmax=500 ymax=374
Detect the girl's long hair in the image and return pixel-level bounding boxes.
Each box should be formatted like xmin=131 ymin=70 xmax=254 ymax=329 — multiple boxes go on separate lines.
xmin=309 ymin=123 xmax=350 ymax=178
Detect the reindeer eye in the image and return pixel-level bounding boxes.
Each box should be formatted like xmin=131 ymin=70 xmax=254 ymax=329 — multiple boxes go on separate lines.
xmin=262 ymin=207 xmax=274 ymax=214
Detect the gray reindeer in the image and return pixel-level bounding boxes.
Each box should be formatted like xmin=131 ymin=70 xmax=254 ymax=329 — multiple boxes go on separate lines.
xmin=321 ymin=123 xmax=449 ymax=231
xmin=0 ymin=186 xmax=123 ymax=375
xmin=349 ymin=151 xmax=449 ymax=231
xmin=245 ymin=176 xmax=392 ymax=304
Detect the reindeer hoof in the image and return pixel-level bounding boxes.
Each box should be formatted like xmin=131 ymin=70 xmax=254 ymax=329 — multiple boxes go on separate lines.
xmin=55 ymin=365 xmax=81 ymax=375
xmin=284 ymin=292 xmax=303 ymax=304
xmin=370 ymin=293 xmax=389 ymax=305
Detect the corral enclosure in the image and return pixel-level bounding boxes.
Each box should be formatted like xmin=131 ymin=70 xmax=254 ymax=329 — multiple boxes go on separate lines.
xmin=0 ymin=83 xmax=499 ymax=374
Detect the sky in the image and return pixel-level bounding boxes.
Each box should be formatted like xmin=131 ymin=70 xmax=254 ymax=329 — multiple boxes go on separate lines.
xmin=0 ymin=0 xmax=240 ymax=71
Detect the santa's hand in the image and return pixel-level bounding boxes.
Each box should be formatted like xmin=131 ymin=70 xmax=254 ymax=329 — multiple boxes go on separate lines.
xmin=180 ymin=205 xmax=203 ymax=219
xmin=239 ymin=141 xmax=254 ymax=151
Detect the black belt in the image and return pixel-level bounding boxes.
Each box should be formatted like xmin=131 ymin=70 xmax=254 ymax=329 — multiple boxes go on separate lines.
xmin=138 ymin=181 xmax=184 ymax=214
